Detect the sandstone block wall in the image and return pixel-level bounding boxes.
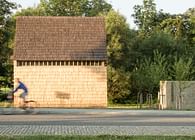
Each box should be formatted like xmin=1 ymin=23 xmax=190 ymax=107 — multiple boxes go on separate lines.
xmin=13 ymin=61 xmax=107 ymax=108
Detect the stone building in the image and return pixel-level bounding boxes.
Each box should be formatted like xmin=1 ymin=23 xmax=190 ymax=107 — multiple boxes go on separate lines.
xmin=158 ymin=81 xmax=195 ymax=110
xmin=13 ymin=16 xmax=107 ymax=108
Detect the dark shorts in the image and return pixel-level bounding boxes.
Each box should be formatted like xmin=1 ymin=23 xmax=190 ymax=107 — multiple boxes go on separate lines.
xmin=19 ymin=92 xmax=28 ymax=100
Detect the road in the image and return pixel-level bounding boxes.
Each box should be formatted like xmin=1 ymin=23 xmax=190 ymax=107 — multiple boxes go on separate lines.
xmin=0 ymin=109 xmax=195 ymax=135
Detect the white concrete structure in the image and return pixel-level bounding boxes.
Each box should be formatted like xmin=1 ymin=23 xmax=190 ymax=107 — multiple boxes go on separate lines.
xmin=159 ymin=81 xmax=195 ymax=110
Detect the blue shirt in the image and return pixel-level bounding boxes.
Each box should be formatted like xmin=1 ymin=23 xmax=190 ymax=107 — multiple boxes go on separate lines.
xmin=13 ymin=81 xmax=28 ymax=93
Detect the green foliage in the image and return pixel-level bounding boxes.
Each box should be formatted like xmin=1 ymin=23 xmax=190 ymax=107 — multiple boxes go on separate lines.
xmin=15 ymin=6 xmax=45 ymax=16
xmin=105 ymin=10 xmax=136 ymax=103
xmin=105 ymin=10 xmax=136 ymax=70
xmin=39 ymin=0 xmax=112 ymax=16
xmin=169 ymin=56 xmax=195 ymax=110
xmin=108 ymin=66 xmax=131 ymax=104
xmin=136 ymin=31 xmax=176 ymax=56
xmin=0 ymin=89 xmax=8 ymax=101
xmin=0 ymin=0 xmax=17 ymax=47
xmin=185 ymin=8 xmax=195 ymax=16
xmin=15 ymin=0 xmax=112 ymax=17
xmin=84 ymin=0 xmax=112 ymax=16
xmin=129 ymin=1 xmax=195 ymax=104
xmin=159 ymin=15 xmax=192 ymax=42
xmin=189 ymin=16 xmax=195 ymax=48
xmin=170 ymin=57 xmax=195 ymax=81
xmin=0 ymin=0 xmax=16 ymax=89
xmin=132 ymin=51 xmax=169 ymax=96
xmin=40 ymin=0 xmax=88 ymax=16
xmin=132 ymin=0 xmax=157 ymax=33
xmin=0 ymin=0 xmax=17 ymax=24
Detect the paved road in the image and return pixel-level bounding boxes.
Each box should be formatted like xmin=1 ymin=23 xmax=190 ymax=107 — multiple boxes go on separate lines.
xmin=0 ymin=108 xmax=195 ymax=136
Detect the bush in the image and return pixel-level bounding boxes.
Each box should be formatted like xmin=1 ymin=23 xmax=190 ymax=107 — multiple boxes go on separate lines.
xmin=0 ymin=90 xmax=8 ymax=101
xmin=108 ymin=66 xmax=131 ymax=104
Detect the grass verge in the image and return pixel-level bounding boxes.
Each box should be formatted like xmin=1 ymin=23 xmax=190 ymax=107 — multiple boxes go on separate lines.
xmin=0 ymin=101 xmax=12 ymax=107
xmin=0 ymin=135 xmax=195 ymax=140
xmin=108 ymin=103 xmax=158 ymax=109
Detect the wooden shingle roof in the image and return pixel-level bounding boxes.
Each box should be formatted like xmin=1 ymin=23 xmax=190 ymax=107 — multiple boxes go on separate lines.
xmin=14 ymin=16 xmax=107 ymax=61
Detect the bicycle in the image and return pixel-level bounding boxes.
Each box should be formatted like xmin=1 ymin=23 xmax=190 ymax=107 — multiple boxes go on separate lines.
xmin=2 ymin=92 xmax=37 ymax=114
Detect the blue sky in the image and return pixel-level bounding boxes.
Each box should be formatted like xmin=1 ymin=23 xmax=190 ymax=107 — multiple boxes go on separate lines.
xmin=9 ymin=0 xmax=195 ymax=28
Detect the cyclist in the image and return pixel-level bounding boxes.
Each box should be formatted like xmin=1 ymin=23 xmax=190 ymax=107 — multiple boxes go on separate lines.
xmin=12 ymin=78 xmax=28 ymax=109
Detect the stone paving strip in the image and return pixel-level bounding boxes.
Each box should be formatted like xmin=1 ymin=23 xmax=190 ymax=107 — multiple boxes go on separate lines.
xmin=0 ymin=109 xmax=195 ymax=136
xmin=0 ymin=125 xmax=195 ymax=136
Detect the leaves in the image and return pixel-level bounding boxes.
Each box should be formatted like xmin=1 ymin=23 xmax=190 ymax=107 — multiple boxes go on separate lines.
xmin=132 ymin=50 xmax=169 ymax=94
xmin=108 ymin=66 xmax=131 ymax=103
xmin=170 ymin=57 xmax=195 ymax=81
xmin=105 ymin=10 xmax=136 ymax=70
xmin=105 ymin=10 xmax=134 ymax=103
xmin=0 ymin=0 xmax=16 ymax=88
xmin=132 ymin=0 xmax=157 ymax=34
xmin=39 ymin=0 xmax=112 ymax=16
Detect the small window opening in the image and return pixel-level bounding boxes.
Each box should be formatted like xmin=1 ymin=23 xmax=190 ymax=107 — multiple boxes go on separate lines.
xmin=61 ymin=61 xmax=64 ymax=66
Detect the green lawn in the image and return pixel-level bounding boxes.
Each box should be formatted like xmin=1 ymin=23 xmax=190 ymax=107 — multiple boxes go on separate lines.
xmin=0 ymin=101 xmax=12 ymax=107
xmin=0 ymin=135 xmax=195 ymax=140
xmin=108 ymin=103 xmax=158 ymax=109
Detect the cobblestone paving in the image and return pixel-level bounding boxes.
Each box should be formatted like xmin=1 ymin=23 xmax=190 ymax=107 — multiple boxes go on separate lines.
xmin=0 ymin=125 xmax=195 ymax=136
xmin=0 ymin=109 xmax=195 ymax=136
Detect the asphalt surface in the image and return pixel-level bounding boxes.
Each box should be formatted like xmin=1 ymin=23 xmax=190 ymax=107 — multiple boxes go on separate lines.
xmin=0 ymin=108 xmax=195 ymax=136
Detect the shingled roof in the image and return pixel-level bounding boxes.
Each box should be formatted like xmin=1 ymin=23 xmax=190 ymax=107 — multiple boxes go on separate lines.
xmin=14 ymin=16 xmax=107 ymax=61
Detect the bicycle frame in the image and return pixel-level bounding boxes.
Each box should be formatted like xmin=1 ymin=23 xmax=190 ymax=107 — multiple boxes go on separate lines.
xmin=2 ymin=92 xmax=37 ymax=114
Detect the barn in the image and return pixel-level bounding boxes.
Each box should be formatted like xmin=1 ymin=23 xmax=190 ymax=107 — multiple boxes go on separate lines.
xmin=13 ymin=16 xmax=107 ymax=108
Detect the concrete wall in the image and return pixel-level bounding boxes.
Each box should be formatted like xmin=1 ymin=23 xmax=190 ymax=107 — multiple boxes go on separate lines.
xmin=159 ymin=81 xmax=195 ymax=110
xmin=13 ymin=61 xmax=107 ymax=108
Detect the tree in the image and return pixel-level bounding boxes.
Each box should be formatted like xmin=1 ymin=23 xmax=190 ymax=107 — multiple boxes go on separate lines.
xmin=159 ymin=14 xmax=195 ymax=62
xmin=159 ymin=15 xmax=191 ymax=40
xmin=85 ymin=0 xmax=112 ymax=16
xmin=131 ymin=50 xmax=169 ymax=107
xmin=0 ymin=0 xmax=17 ymax=88
xmin=170 ymin=57 xmax=195 ymax=109
xmin=126 ymin=0 xmax=195 ymax=105
xmin=107 ymin=66 xmax=131 ymax=104
xmin=15 ymin=6 xmax=45 ymax=16
xmin=132 ymin=0 xmax=157 ymax=34
xmin=190 ymin=16 xmax=195 ymax=47
xmin=104 ymin=10 xmax=136 ymax=103
xmin=171 ymin=57 xmax=194 ymax=81
xmin=39 ymin=0 xmax=112 ymax=16
xmin=185 ymin=8 xmax=195 ymax=17
xmin=187 ymin=11 xmax=195 ymax=50
xmin=0 ymin=0 xmax=17 ymax=43
xmin=105 ymin=10 xmax=136 ymax=70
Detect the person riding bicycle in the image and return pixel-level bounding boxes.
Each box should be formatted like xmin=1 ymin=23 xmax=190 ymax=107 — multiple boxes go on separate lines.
xmin=12 ymin=78 xmax=28 ymax=109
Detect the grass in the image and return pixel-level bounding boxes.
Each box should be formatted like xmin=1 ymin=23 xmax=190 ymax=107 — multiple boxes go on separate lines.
xmin=0 ymin=101 xmax=155 ymax=109
xmin=0 ymin=101 xmax=12 ymax=107
xmin=0 ymin=135 xmax=195 ymax=140
xmin=108 ymin=103 xmax=158 ymax=109
xmin=0 ymin=101 xmax=157 ymax=109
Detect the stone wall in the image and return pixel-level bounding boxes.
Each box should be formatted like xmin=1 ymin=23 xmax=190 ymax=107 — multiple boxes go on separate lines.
xmin=13 ymin=61 xmax=107 ymax=108
xmin=159 ymin=81 xmax=195 ymax=110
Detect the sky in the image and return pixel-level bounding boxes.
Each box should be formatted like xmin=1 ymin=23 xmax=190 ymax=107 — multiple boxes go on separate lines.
xmin=9 ymin=0 xmax=195 ymax=28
